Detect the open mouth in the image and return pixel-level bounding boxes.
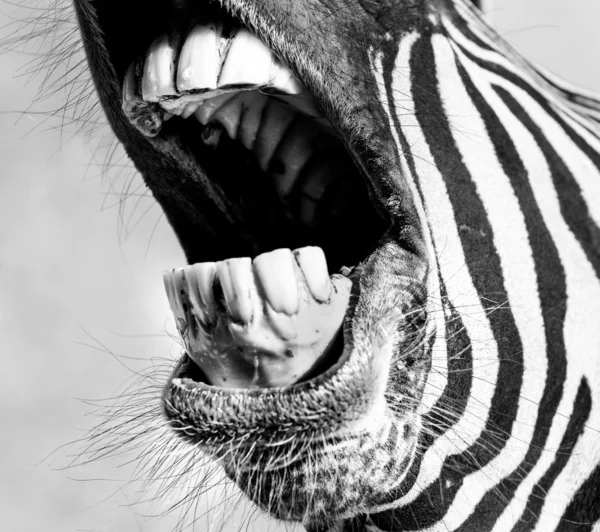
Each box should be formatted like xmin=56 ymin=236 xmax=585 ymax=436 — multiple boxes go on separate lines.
xmin=114 ymin=2 xmax=389 ymax=393
xmin=78 ymin=0 xmax=431 ymax=521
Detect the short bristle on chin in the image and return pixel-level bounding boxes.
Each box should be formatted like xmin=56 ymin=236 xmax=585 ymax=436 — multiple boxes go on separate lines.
xmin=163 ymin=247 xmax=352 ymax=389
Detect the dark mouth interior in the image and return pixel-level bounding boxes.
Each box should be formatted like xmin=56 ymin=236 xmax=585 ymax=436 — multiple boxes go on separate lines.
xmin=165 ymin=114 xmax=386 ymax=273
xmin=98 ymin=0 xmax=388 ymax=274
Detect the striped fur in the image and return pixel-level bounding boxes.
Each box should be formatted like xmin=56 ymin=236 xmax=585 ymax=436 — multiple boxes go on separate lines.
xmin=70 ymin=0 xmax=600 ymax=529
xmin=364 ymin=1 xmax=600 ymax=530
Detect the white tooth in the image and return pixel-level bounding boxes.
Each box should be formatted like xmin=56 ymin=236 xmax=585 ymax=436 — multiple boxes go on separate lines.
xmin=122 ymin=62 xmax=140 ymax=115
xmin=253 ymin=99 xmax=296 ymax=172
xmin=142 ymin=34 xmax=179 ymax=102
xmin=191 ymin=262 xmax=218 ymax=321
xmin=182 ymin=266 xmax=209 ymax=323
xmin=194 ymin=92 xmax=238 ymax=125
xmin=293 ymin=247 xmax=331 ymax=303
xmin=267 ymin=57 xmax=303 ymax=95
xmin=253 ymin=249 xmax=299 ymax=315
xmin=122 ymin=61 xmax=165 ymax=137
xmin=163 ymin=270 xmax=178 ymax=314
xmin=163 ymin=269 xmax=186 ymax=323
xmin=216 ymin=258 xmax=255 ymax=323
xmin=217 ymin=28 xmax=271 ymax=89
xmin=177 ymin=22 xmax=220 ymax=93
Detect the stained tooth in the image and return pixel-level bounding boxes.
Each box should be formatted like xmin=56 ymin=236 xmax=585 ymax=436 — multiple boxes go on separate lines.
xmin=142 ymin=33 xmax=180 ymax=102
xmin=216 ymin=258 xmax=255 ymax=323
xmin=177 ymin=22 xmax=220 ymax=93
xmin=253 ymin=249 xmax=299 ymax=315
xmin=217 ymin=28 xmax=271 ymax=89
xmin=122 ymin=61 xmax=164 ymax=137
xmin=182 ymin=267 xmax=210 ymax=323
xmin=267 ymin=57 xmax=303 ymax=95
xmin=191 ymin=262 xmax=218 ymax=321
xmin=200 ymin=123 xmax=224 ymax=149
xmin=293 ymin=247 xmax=332 ymax=303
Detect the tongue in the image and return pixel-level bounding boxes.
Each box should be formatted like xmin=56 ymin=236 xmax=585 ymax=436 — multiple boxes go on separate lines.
xmin=163 ymin=247 xmax=352 ymax=388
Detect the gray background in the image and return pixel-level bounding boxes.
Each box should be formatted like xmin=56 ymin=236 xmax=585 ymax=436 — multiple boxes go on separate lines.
xmin=1 ymin=1 xmax=599 ymax=531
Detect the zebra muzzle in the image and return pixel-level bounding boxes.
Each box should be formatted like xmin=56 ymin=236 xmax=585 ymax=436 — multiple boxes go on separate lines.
xmin=128 ymin=8 xmax=386 ymax=390
xmin=163 ymin=246 xmax=352 ymax=388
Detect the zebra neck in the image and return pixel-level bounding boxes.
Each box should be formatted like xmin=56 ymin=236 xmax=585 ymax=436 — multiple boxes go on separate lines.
xmin=369 ymin=2 xmax=600 ymax=529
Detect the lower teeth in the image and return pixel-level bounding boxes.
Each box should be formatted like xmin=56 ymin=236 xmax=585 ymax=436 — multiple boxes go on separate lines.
xmin=163 ymin=247 xmax=352 ymax=389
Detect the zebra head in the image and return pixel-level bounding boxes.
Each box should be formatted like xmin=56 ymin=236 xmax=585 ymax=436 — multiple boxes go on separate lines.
xmin=74 ymin=0 xmax=600 ymax=530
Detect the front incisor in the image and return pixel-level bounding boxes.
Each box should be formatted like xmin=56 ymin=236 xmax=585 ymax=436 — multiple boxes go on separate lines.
xmin=177 ymin=22 xmax=220 ymax=93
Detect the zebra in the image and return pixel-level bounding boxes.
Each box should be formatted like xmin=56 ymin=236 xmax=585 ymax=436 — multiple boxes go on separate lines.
xmin=69 ymin=0 xmax=600 ymax=530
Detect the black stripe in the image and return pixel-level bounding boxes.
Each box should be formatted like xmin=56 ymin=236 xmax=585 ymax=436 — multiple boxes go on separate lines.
xmin=375 ymin=34 xmax=474 ymax=507
xmin=424 ymin=274 xmax=473 ymax=439
xmin=450 ymin=44 xmax=600 ymax=279
xmin=382 ymin=274 xmax=474 ymax=505
xmin=381 ymin=33 xmax=474 ymax=452
xmin=448 ymin=58 xmax=568 ymax=532
xmin=516 ymin=378 xmax=593 ymax=530
xmin=556 ymin=460 xmax=600 ymax=532
xmin=456 ymin=43 xmax=600 ymax=173
xmin=383 ymin=40 xmax=475 ymax=442
xmin=372 ymin=33 xmax=524 ymax=530
xmin=495 ymin=87 xmax=600 ymax=281
xmin=443 ymin=2 xmax=496 ymax=54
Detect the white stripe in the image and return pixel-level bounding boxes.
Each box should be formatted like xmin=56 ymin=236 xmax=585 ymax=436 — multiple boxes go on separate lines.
xmin=443 ymin=19 xmax=600 ymax=165
xmin=372 ymin=33 xmax=500 ymax=512
xmin=430 ymin=33 xmax=546 ymax=531
xmin=441 ymin=20 xmax=585 ymax=129
xmin=556 ymin=103 xmax=600 ymax=155
xmin=443 ymin=19 xmax=600 ymax=233
xmin=534 ymin=62 xmax=600 ymax=102
xmin=447 ymin=41 xmax=600 ymax=532
xmin=487 ymin=78 xmax=600 ymax=241
xmin=370 ymin=39 xmax=447 ymax=421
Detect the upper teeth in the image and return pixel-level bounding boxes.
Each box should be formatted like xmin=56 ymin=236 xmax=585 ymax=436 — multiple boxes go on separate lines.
xmin=122 ymin=21 xmax=322 ymax=137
